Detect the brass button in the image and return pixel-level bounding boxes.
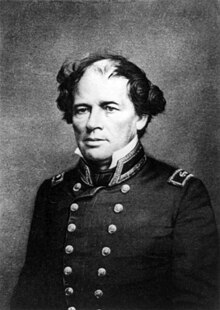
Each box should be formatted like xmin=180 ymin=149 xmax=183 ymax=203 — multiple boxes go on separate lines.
xmin=121 ymin=184 xmax=130 ymax=193
xmin=70 ymin=203 xmax=79 ymax=211
xmin=65 ymin=245 xmax=74 ymax=254
xmin=108 ymin=224 xmax=117 ymax=234
xmin=65 ymin=287 xmax=74 ymax=296
xmin=102 ymin=247 xmax=111 ymax=256
xmin=73 ymin=183 xmax=81 ymax=191
xmin=114 ymin=203 xmax=123 ymax=213
xmin=68 ymin=307 xmax=76 ymax=310
xmin=64 ymin=266 xmax=72 ymax=275
xmin=68 ymin=223 xmax=76 ymax=232
xmin=94 ymin=289 xmax=103 ymax=298
xmin=98 ymin=267 xmax=106 ymax=277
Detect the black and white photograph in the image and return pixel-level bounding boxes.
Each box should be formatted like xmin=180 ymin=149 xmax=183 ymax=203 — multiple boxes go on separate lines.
xmin=0 ymin=1 xmax=219 ymax=309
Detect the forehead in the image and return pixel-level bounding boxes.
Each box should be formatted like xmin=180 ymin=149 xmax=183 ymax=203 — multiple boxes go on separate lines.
xmin=75 ymin=60 xmax=130 ymax=101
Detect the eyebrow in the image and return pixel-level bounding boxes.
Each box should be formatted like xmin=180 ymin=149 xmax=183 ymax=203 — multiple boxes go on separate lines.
xmin=73 ymin=102 xmax=88 ymax=107
xmin=100 ymin=101 xmax=119 ymax=105
xmin=73 ymin=100 xmax=120 ymax=107
xmin=73 ymin=100 xmax=119 ymax=106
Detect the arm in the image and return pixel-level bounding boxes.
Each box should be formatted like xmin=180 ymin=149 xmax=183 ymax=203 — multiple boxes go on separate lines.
xmin=10 ymin=180 xmax=50 ymax=309
xmin=172 ymin=179 xmax=219 ymax=310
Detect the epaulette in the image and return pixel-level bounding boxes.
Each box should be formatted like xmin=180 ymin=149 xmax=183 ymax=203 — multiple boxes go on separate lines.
xmin=168 ymin=168 xmax=193 ymax=187
xmin=51 ymin=172 xmax=65 ymax=187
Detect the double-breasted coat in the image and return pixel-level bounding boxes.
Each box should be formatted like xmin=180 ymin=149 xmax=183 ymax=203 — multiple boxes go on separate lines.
xmin=11 ymin=142 xmax=219 ymax=310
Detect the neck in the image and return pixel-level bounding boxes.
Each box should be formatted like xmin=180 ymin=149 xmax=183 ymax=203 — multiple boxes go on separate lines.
xmin=86 ymin=158 xmax=112 ymax=172
xmin=78 ymin=140 xmax=146 ymax=187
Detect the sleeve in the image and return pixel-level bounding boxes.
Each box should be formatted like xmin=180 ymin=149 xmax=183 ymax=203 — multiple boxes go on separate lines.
xmin=172 ymin=178 xmax=219 ymax=310
xmin=10 ymin=180 xmax=50 ymax=309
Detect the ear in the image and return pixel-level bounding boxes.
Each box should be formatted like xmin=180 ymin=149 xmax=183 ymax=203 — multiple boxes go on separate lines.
xmin=136 ymin=115 xmax=148 ymax=131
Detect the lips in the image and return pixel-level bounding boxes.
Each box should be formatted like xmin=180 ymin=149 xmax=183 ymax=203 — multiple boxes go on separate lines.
xmin=84 ymin=138 xmax=106 ymax=142
xmin=83 ymin=137 xmax=106 ymax=147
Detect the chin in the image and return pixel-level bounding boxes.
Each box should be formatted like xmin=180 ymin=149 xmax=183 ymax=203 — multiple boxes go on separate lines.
xmin=83 ymin=149 xmax=112 ymax=163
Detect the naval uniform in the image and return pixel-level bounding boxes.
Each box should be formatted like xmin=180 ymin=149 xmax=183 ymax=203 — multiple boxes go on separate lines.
xmin=11 ymin=142 xmax=219 ymax=310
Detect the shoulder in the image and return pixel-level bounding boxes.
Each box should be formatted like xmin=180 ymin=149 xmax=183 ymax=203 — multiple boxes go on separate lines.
xmin=34 ymin=164 xmax=80 ymax=205
xmin=145 ymin=156 xmax=195 ymax=189
xmin=145 ymin=157 xmax=213 ymax=215
xmin=38 ymin=162 xmax=80 ymax=192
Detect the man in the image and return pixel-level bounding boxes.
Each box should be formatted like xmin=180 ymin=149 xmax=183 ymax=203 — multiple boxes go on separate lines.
xmin=11 ymin=53 xmax=218 ymax=310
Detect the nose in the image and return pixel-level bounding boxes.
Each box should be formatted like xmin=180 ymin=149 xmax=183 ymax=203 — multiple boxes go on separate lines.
xmin=86 ymin=108 xmax=103 ymax=131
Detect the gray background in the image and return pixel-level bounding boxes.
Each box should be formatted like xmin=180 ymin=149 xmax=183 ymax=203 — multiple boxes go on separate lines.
xmin=0 ymin=0 xmax=219 ymax=308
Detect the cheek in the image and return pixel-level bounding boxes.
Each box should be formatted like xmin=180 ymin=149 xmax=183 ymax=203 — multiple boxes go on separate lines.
xmin=72 ymin=119 xmax=85 ymax=135
xmin=115 ymin=116 xmax=137 ymax=135
xmin=72 ymin=123 xmax=79 ymax=135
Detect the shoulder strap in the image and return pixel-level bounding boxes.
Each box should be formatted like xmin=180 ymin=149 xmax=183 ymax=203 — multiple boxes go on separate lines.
xmin=51 ymin=172 xmax=65 ymax=187
xmin=168 ymin=168 xmax=193 ymax=187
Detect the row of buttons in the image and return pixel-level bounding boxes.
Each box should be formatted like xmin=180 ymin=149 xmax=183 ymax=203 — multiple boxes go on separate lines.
xmin=65 ymin=223 xmax=116 ymax=238
xmin=65 ymin=267 xmax=107 ymax=277
xmin=64 ymin=199 xmax=78 ymax=310
xmin=65 ymin=287 xmax=104 ymax=299
xmin=64 ymin=267 xmax=106 ymax=279
xmin=65 ymin=245 xmax=112 ymax=256
xmin=63 ymin=266 xmax=107 ymax=277
xmin=73 ymin=182 xmax=131 ymax=194
xmin=70 ymin=202 xmax=124 ymax=214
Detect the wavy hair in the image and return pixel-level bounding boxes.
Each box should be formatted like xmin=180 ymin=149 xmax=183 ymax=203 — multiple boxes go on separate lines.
xmin=56 ymin=52 xmax=166 ymax=137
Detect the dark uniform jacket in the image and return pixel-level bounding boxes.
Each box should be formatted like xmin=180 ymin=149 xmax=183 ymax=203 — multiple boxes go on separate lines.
xmin=11 ymin=142 xmax=219 ymax=310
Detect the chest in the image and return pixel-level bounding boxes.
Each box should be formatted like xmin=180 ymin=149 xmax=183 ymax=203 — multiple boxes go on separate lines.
xmin=47 ymin=182 xmax=175 ymax=259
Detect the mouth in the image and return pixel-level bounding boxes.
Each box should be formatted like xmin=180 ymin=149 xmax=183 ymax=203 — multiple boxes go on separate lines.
xmin=83 ymin=137 xmax=106 ymax=146
xmin=84 ymin=138 xmax=106 ymax=142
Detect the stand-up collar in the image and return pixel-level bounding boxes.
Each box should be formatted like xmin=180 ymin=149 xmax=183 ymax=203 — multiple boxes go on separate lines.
xmin=78 ymin=141 xmax=147 ymax=187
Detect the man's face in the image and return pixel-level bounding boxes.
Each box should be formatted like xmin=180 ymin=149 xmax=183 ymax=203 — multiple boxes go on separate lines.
xmin=72 ymin=62 xmax=147 ymax=164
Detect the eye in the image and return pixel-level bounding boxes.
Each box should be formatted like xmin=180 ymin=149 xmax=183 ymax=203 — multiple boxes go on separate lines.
xmin=103 ymin=104 xmax=119 ymax=113
xmin=74 ymin=105 xmax=90 ymax=115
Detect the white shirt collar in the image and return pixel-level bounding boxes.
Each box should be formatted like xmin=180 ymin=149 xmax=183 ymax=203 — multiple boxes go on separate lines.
xmin=74 ymin=135 xmax=139 ymax=169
